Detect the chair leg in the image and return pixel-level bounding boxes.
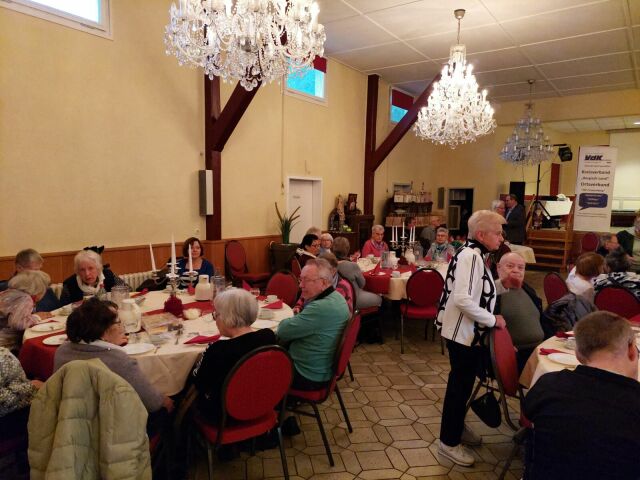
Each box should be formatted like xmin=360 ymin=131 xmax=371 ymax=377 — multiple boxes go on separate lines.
xmin=498 ymin=442 xmax=520 ymax=480
xmin=277 ymin=427 xmax=289 ymax=480
xmin=500 ymin=394 xmax=518 ymax=431
xmin=377 ymin=314 xmax=384 ymax=343
xmin=311 ymin=403 xmax=334 ymax=466
xmin=334 ymin=384 xmax=352 ymax=433
xmin=206 ymin=443 xmax=215 ymax=480
xmin=347 ymin=361 xmax=354 ymax=382
xmin=465 ymin=380 xmax=484 ymax=414
xmin=400 ymin=314 xmax=405 ymax=354
xmin=250 ymin=437 xmax=256 ymax=456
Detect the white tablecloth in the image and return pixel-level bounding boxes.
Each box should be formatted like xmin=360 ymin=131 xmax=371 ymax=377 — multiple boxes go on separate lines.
xmin=24 ymin=291 xmax=293 ymax=395
xmin=508 ymin=244 xmax=536 ymax=264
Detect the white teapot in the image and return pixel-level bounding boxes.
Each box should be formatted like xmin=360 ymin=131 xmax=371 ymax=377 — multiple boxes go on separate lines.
xmin=195 ymin=275 xmax=212 ymax=301
xmin=119 ymin=299 xmax=141 ymax=334
xmin=404 ymin=248 xmax=416 ymax=265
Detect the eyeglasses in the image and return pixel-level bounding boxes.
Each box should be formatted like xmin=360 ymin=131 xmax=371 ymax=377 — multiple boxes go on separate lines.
xmin=212 ymin=311 xmax=219 ymax=321
xmin=299 ymin=276 xmax=321 ymax=284
xmin=311 ymin=242 xmax=320 ymax=248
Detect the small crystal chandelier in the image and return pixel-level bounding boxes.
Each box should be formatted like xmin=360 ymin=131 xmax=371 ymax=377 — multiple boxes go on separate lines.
xmin=164 ymin=0 xmax=326 ymax=91
xmin=413 ymin=9 xmax=496 ymax=149
xmin=500 ymin=80 xmax=554 ymax=166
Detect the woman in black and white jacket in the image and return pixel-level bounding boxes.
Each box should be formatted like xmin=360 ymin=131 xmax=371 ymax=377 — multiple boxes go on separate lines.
xmin=435 ymin=210 xmax=508 ymax=467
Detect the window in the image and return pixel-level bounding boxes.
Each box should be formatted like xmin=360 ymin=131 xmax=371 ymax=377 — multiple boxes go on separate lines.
xmin=285 ymin=57 xmax=326 ymax=102
xmin=1 ymin=0 xmax=111 ymax=38
xmin=390 ymin=89 xmax=414 ymax=123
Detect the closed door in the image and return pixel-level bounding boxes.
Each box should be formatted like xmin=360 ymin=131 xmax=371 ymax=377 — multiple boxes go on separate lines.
xmin=288 ymin=179 xmax=314 ymax=244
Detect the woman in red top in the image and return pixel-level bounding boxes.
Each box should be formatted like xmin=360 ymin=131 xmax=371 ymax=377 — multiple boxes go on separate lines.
xmin=361 ymin=225 xmax=389 ymax=258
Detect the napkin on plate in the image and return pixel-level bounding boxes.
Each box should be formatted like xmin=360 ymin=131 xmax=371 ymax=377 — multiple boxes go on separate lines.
xmin=555 ymin=331 xmax=574 ymax=338
xmin=264 ymin=300 xmax=283 ymax=309
xmin=539 ymin=348 xmax=566 ymax=356
xmin=184 ymin=334 xmax=221 ymax=345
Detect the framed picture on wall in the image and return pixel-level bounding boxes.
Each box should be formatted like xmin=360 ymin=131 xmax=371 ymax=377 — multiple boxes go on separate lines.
xmin=347 ymin=193 xmax=357 ymax=213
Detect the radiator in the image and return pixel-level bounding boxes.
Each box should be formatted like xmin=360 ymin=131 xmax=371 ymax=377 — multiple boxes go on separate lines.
xmin=50 ymin=271 xmax=154 ymax=299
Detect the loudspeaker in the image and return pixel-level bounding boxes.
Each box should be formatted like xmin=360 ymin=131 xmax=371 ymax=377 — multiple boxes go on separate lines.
xmin=509 ymin=181 xmax=525 ymax=203
xmin=559 ymin=146 xmax=573 ymax=162
xmin=199 ymin=170 xmax=213 ymax=216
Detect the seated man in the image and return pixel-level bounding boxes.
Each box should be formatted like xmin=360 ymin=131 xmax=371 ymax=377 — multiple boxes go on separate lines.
xmin=425 ymin=227 xmax=455 ymax=262
xmin=596 ymin=232 xmax=622 ymax=257
xmin=494 ymin=253 xmax=544 ymax=371
xmin=524 ymin=311 xmax=640 ymax=479
xmin=593 ymin=249 xmax=640 ymax=302
xmin=0 ymin=249 xmax=59 ymax=312
xmin=617 ymin=217 xmax=640 ymax=273
xmin=277 ymin=259 xmax=350 ymax=391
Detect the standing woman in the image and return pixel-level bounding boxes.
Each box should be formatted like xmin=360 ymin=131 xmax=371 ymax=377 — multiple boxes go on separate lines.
xmin=436 ymin=210 xmax=507 ymax=467
xmin=177 ymin=237 xmax=217 ymax=282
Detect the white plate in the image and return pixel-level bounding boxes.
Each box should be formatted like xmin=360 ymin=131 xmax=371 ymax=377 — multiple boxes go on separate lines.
xmin=32 ymin=322 xmax=65 ymax=333
xmin=43 ymin=334 xmax=68 ymax=346
xmin=547 ymin=352 xmax=580 ymax=367
xmin=122 ymin=343 xmax=155 ymax=355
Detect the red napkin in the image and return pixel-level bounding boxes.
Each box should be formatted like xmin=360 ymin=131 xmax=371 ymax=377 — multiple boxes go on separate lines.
xmin=184 ymin=334 xmax=220 ymax=345
xmin=131 ymin=289 xmax=148 ymax=298
xmin=539 ymin=348 xmax=566 ymax=356
xmin=264 ymin=300 xmax=283 ymax=309
xmin=555 ymin=331 xmax=574 ymax=338
xmin=242 ymin=280 xmax=251 ymax=291
xmin=257 ymin=295 xmax=267 ymax=301
xmin=371 ymin=262 xmax=381 ymax=274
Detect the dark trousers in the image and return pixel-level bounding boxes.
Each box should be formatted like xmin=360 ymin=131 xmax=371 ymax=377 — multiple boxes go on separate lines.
xmin=291 ymin=368 xmax=329 ymax=391
xmin=440 ymin=340 xmax=481 ymax=447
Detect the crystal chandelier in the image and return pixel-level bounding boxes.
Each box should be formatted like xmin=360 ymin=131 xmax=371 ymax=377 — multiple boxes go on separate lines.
xmin=413 ymin=9 xmax=496 ymax=149
xmin=164 ymin=0 xmax=326 ymax=91
xmin=500 ymin=80 xmax=554 ymax=166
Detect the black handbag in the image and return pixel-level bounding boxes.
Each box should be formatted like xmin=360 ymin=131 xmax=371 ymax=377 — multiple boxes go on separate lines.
xmin=469 ymin=390 xmax=502 ymax=428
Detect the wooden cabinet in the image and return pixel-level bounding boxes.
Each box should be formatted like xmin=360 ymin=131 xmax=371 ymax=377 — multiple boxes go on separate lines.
xmin=345 ymin=214 xmax=375 ymax=252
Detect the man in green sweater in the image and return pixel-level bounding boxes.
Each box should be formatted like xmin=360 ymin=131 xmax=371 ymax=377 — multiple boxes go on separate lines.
xmin=277 ymin=258 xmax=350 ymax=391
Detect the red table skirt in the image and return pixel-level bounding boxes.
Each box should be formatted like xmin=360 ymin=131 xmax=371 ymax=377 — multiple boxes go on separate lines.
xmin=363 ymin=265 xmax=416 ymax=295
xmin=19 ymin=331 xmax=61 ymax=381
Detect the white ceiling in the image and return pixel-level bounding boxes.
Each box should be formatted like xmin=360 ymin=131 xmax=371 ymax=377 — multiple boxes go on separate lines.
xmin=318 ymin=0 xmax=640 ymax=104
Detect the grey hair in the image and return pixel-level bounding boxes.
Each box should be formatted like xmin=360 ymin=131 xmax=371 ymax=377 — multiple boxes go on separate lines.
xmin=8 ymin=270 xmax=50 ymax=297
xmin=467 ymin=210 xmax=506 ymax=239
xmin=213 ymin=289 xmax=257 ymax=329
xmin=490 ymin=200 xmax=505 ymax=212
xmin=306 ymin=226 xmax=322 ymax=237
xmin=15 ymin=249 xmax=43 ymax=268
xmin=305 ymin=258 xmax=333 ymax=283
xmin=436 ymin=227 xmax=449 ymax=236
xmin=332 ymin=237 xmax=350 ymax=259
xmin=371 ymin=224 xmax=384 ymax=234
xmin=73 ymin=250 xmax=103 ymax=274
xmin=320 ymin=233 xmax=333 ymax=242
xmin=600 ymin=232 xmax=617 ymax=245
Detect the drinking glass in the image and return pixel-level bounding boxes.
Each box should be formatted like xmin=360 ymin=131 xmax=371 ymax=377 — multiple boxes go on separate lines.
xmin=110 ymin=285 xmax=131 ymax=308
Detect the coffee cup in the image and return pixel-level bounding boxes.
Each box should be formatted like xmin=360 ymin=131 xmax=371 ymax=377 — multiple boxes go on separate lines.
xmin=266 ymin=294 xmax=278 ymax=303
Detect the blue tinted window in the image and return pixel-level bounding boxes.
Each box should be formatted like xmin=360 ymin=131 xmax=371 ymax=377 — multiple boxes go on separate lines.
xmin=390 ymin=105 xmax=408 ymax=123
xmin=286 ymin=66 xmax=325 ymax=100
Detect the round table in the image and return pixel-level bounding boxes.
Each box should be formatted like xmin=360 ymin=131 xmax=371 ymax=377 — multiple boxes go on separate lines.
xmin=359 ymin=259 xmax=449 ymax=301
xmin=20 ymin=291 xmax=293 ymax=395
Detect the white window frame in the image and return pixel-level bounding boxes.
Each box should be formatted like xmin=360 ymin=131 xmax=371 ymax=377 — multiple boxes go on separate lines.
xmin=284 ymin=68 xmax=328 ymax=107
xmin=0 ymin=0 xmax=112 ymax=39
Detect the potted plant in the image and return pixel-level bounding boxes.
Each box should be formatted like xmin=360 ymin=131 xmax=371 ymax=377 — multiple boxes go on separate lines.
xmin=270 ymin=203 xmax=301 ymax=272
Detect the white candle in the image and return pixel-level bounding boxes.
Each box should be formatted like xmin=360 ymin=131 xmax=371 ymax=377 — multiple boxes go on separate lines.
xmin=149 ymin=244 xmax=157 ymax=271
xmin=188 ymin=244 xmax=193 ymax=272
xmin=402 ymin=221 xmax=405 ymax=239
xmin=171 ymin=234 xmax=177 ymax=275
xmin=392 ymin=226 xmax=395 ymax=243
xmin=411 ymin=226 xmax=415 ymax=243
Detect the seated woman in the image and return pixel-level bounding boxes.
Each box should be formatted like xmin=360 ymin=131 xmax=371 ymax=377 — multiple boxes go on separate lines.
xmin=333 ymin=237 xmax=382 ymax=311
xmin=566 ymin=252 xmax=605 ymax=303
xmin=594 ymin=250 xmax=640 ymax=302
xmin=0 ymin=270 xmax=51 ymax=353
xmin=177 ymin=237 xmax=217 ymax=284
xmin=191 ymin=289 xmax=276 ymax=422
xmin=60 ymin=250 xmax=125 ymax=305
xmin=425 ymin=227 xmax=455 ymax=262
xmin=361 ymin=225 xmax=389 ymax=258
xmin=54 ymin=298 xmax=173 ymax=416
xmin=296 ymin=234 xmax=320 ymax=268
xmin=319 ymin=233 xmax=333 ymax=255
xmin=0 ymin=346 xmax=43 ymax=430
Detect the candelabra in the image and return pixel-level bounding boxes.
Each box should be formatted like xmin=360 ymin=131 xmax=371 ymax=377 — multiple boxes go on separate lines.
xmin=163 ymin=262 xmax=184 ymax=316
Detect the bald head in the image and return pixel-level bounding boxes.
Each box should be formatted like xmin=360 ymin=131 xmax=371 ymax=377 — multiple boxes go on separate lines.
xmin=497 ymin=252 xmax=526 ymax=289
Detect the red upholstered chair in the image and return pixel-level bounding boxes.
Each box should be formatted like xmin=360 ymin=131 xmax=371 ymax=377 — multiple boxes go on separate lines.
xmin=594 ymin=286 xmax=640 ymax=319
xmin=224 ymin=240 xmax=270 ymax=289
xmin=467 ymin=327 xmax=525 ymax=431
xmin=190 ymin=346 xmax=293 ymax=480
xmin=288 ymin=313 xmax=361 ymax=466
xmin=398 ymin=268 xmax=444 ymax=354
xmin=543 ymin=272 xmax=569 ymax=306
xmin=290 ymin=257 xmax=302 ymax=279
xmin=581 ymin=232 xmax=599 ymax=253
xmin=630 ymin=313 xmax=640 ymax=325
xmin=265 ymin=271 xmax=299 ymax=308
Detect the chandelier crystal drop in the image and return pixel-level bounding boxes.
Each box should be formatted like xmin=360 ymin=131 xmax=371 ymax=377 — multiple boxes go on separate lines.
xmin=413 ymin=9 xmax=496 ymax=149
xmin=164 ymin=0 xmax=326 ymax=91
xmin=500 ymin=80 xmax=554 ymax=166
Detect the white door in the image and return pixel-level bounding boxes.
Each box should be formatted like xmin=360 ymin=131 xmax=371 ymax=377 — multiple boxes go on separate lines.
xmin=288 ymin=179 xmax=314 ymax=244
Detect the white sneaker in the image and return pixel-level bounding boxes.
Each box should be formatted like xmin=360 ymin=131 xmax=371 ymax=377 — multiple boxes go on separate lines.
xmin=438 ymin=441 xmax=475 ymax=467
xmin=461 ymin=424 xmax=482 ymax=446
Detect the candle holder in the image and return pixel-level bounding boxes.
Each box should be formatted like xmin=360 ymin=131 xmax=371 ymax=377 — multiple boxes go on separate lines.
xmin=164 ymin=264 xmax=184 ymax=317
xmin=182 ymin=270 xmax=198 ymax=295
xmin=390 ymin=236 xmax=421 ymax=259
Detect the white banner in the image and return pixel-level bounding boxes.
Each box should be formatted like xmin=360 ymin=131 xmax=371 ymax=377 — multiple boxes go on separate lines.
xmin=574 ymin=146 xmax=618 ymax=232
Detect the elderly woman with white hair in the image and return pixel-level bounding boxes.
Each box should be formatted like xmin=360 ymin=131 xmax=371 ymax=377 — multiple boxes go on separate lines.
xmin=60 ymin=249 xmax=125 ymax=306
xmin=435 ymin=210 xmax=508 ymax=467
xmin=192 ymin=289 xmax=276 ymax=422
xmin=0 ymin=270 xmax=52 ymax=352
xmin=319 ymin=232 xmax=334 ymax=255
xmin=490 ymin=199 xmax=506 ymax=217
xmin=361 ymin=224 xmax=389 ymax=258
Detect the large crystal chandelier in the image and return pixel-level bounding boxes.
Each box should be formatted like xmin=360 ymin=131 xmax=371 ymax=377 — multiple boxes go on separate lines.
xmin=413 ymin=9 xmax=496 ymax=148
xmin=164 ymin=0 xmax=326 ymax=91
xmin=500 ymin=80 xmax=554 ymax=166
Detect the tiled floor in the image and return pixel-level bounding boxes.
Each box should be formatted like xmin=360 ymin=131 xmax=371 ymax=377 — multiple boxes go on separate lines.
xmin=191 ymin=322 xmax=526 ymax=479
